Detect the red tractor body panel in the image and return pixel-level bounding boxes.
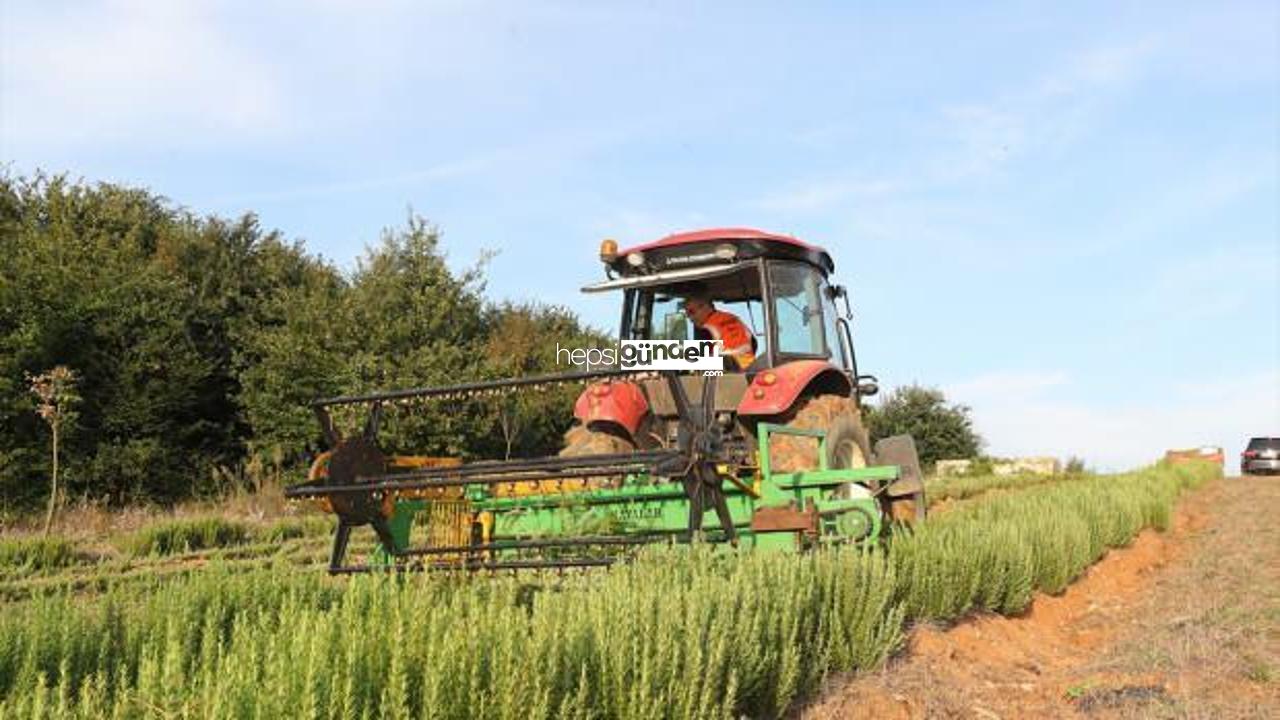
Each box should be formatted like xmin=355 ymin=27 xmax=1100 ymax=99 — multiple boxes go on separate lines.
xmin=573 ymin=381 xmax=649 ymax=437
xmin=736 ymin=360 xmax=852 ymax=416
xmin=618 ymin=227 xmax=822 ymax=255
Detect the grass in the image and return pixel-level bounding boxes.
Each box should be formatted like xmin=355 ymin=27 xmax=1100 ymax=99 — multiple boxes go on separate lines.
xmin=259 ymin=516 xmax=332 ymax=543
xmin=124 ymin=516 xmax=253 ymax=556
xmin=926 ymin=468 xmax=1089 ymax=507
xmin=119 ymin=515 xmax=331 ymax=557
xmin=0 ymin=461 xmax=1218 ymax=719
xmin=0 ymin=537 xmax=79 ymax=571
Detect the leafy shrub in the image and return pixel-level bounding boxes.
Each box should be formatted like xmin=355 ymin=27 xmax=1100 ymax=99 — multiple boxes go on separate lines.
xmin=127 ymin=517 xmax=251 ymax=556
xmin=1064 ymin=456 xmax=1089 ymax=474
xmin=0 ymin=537 xmax=77 ymax=570
xmin=259 ymin=516 xmax=331 ymax=543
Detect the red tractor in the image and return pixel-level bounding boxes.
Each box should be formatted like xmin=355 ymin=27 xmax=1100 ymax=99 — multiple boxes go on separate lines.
xmin=561 ymin=227 xmax=925 ymax=523
xmin=289 ymin=227 xmax=924 ymax=572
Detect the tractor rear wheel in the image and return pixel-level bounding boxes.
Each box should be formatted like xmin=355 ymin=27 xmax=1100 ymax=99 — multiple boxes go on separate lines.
xmin=550 ymin=422 xmax=637 ymax=493
xmin=560 ymin=422 xmax=637 ymax=458
xmin=494 ymin=423 xmax=635 ymax=496
xmin=768 ymin=394 xmax=871 ymax=473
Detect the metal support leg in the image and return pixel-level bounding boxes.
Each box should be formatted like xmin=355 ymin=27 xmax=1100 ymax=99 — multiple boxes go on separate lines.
xmin=329 ymin=522 xmax=352 ymax=572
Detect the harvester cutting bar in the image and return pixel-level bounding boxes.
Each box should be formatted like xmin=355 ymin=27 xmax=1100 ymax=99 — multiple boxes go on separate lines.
xmin=284 ymin=449 xmax=684 ymax=498
xmin=396 ymin=534 xmax=672 ymax=557
xmin=329 ymin=557 xmax=619 ymax=574
xmin=311 ymin=367 xmax=656 ymax=408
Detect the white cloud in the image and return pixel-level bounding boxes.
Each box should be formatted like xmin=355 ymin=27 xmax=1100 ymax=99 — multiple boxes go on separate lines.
xmin=941 ymin=368 xmax=1280 ymax=471
xmin=755 ymin=38 xmax=1161 ymax=217
xmin=1136 ymin=243 xmax=1279 ymax=324
xmin=946 ymin=370 xmax=1069 ymax=400
xmin=1 ymin=1 xmax=287 ymax=148
xmin=586 ymin=208 xmax=711 ymax=246
xmin=932 ymin=38 xmax=1159 ymax=182
xmin=756 ymin=179 xmax=899 ymax=213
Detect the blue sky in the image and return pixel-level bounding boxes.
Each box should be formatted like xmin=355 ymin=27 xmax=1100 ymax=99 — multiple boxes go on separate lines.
xmin=2 ymin=1 xmax=1276 ymax=469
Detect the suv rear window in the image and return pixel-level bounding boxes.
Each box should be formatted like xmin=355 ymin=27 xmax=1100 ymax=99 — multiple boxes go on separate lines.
xmin=1246 ymin=437 xmax=1280 ymax=451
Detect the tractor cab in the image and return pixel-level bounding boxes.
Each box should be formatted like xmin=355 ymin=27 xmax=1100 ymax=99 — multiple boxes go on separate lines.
xmin=586 ymin=228 xmax=858 ymax=380
xmin=575 ymin=229 xmax=880 ymax=446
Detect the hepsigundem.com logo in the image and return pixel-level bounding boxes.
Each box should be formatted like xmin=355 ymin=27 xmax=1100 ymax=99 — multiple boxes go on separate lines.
xmin=556 ymin=340 xmax=722 ymax=371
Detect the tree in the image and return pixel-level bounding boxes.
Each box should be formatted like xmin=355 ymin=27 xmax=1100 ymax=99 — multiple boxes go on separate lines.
xmin=864 ymin=384 xmax=982 ymax=469
xmin=0 ymin=173 xmax=630 ymax=508
xmin=0 ymin=173 xmax=335 ymax=504
xmin=28 ymin=366 xmax=79 ymax=534
xmin=477 ymin=302 xmax=613 ymax=459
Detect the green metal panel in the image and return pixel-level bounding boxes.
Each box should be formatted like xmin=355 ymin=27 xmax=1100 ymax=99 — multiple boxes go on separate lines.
xmin=373 ymin=421 xmax=898 ymax=561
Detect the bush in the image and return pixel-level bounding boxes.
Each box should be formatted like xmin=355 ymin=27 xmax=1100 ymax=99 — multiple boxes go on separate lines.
xmin=259 ymin=516 xmax=331 ymax=543
xmin=127 ymin=517 xmax=251 ymax=556
xmin=0 ymin=536 xmax=78 ymax=570
xmin=864 ymin=385 xmax=983 ymax=469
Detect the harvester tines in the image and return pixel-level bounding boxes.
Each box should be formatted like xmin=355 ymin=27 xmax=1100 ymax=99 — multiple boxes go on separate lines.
xmin=287 ymin=367 xmax=754 ymax=575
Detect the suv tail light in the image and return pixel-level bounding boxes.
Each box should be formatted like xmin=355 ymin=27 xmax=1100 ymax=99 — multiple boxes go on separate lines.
xmin=1243 ymin=450 xmax=1259 ymax=458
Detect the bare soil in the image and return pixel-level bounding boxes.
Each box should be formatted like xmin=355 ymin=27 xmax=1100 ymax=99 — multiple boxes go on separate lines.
xmin=799 ymin=476 xmax=1280 ymax=719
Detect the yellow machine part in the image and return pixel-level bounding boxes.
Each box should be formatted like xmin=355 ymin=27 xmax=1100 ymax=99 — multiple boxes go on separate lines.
xmin=388 ymin=455 xmax=466 ymax=501
xmin=414 ymin=499 xmax=474 ymax=561
xmin=303 ymin=452 xmax=466 ymax=515
xmin=491 ymin=476 xmax=611 ymax=498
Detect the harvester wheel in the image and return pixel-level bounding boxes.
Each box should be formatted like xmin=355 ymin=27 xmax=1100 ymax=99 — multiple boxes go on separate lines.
xmin=769 ymin=394 xmax=871 ymax=474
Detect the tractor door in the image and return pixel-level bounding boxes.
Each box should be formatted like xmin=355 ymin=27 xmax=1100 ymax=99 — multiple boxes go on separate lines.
xmin=765 ymin=261 xmax=846 ymax=371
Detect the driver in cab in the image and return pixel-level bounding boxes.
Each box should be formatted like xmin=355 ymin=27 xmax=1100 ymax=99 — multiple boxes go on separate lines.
xmin=682 ymin=294 xmax=756 ymax=371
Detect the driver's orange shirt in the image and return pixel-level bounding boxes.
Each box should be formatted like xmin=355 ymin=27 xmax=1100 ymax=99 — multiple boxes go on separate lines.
xmin=702 ymin=310 xmax=755 ymax=370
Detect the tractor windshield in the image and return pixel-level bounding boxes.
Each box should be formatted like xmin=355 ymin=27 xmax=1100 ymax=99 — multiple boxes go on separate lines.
xmin=649 ymin=294 xmax=766 ymax=345
xmin=623 ymin=263 xmax=767 ymax=354
xmin=768 ymin=262 xmax=839 ymax=361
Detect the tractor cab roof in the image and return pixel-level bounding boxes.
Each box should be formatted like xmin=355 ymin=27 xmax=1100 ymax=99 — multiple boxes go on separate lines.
xmin=583 ymin=228 xmax=834 ymax=294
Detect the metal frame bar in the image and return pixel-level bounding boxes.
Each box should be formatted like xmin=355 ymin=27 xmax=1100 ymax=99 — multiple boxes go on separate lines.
xmin=285 ymin=449 xmax=683 ymax=498
xmin=396 ymin=534 xmax=672 ymax=557
xmin=757 ymin=422 xmax=829 ymax=480
xmin=312 ymin=367 xmax=655 ymax=408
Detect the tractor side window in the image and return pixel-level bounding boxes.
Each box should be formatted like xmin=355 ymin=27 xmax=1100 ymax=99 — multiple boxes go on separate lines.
xmin=770 ymin=263 xmax=828 ymax=357
xmin=823 ymin=283 xmax=848 ymax=369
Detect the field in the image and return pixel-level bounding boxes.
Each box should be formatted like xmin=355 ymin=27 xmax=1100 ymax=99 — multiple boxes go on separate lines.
xmin=2 ymin=461 xmax=1273 ymax=719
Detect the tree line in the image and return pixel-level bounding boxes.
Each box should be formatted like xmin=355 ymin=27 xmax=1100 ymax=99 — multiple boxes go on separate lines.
xmin=0 ymin=174 xmax=603 ymax=509
xmin=0 ymin=173 xmax=982 ymax=511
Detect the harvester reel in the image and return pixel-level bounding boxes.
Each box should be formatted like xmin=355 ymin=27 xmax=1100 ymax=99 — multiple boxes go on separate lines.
xmin=665 ymin=373 xmax=737 ymax=544
xmin=326 ymin=436 xmax=389 ymax=524
xmin=316 ymin=402 xmax=399 ymax=568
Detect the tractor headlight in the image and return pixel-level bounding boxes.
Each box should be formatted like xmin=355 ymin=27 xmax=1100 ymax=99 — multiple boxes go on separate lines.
xmin=625 ymin=251 xmax=646 ymax=267
xmin=713 ymin=243 xmax=737 ymax=260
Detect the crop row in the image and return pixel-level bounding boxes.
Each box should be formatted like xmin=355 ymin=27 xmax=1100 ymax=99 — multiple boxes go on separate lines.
xmin=0 ymin=462 xmax=1217 ymax=719
xmin=0 ymin=515 xmax=333 ymax=576
xmin=925 ymin=468 xmax=1092 ymax=507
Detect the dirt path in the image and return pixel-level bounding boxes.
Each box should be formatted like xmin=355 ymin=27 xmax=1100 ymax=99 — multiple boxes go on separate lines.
xmin=799 ymin=477 xmax=1280 ymax=719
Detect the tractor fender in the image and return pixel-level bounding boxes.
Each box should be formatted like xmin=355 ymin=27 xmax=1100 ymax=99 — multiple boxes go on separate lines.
xmin=736 ymin=360 xmax=853 ymax=416
xmin=573 ymin=381 xmax=649 ymax=437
